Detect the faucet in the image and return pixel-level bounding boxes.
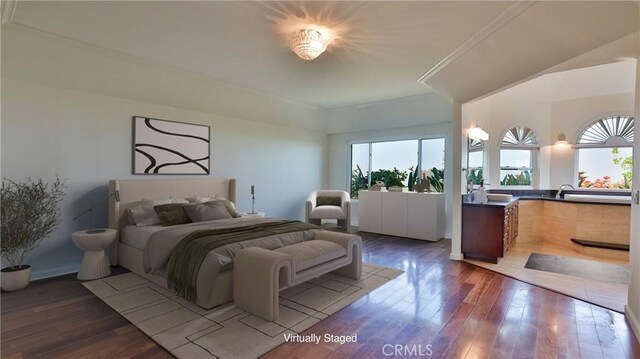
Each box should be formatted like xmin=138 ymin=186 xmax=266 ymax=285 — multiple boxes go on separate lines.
xmin=555 ymin=183 xmax=575 ymax=199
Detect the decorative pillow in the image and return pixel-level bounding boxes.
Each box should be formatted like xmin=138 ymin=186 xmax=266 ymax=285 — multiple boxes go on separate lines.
xmin=127 ymin=198 xmax=175 ymax=226
xmin=143 ymin=198 xmax=174 ymax=206
xmin=130 ymin=204 xmax=162 ymax=227
xmin=317 ymin=196 xmax=342 ymax=207
xmin=154 ymin=203 xmax=192 ymax=226
xmin=204 ymin=199 xmax=239 ymax=218
xmin=184 ymin=202 xmax=232 ymax=222
xmin=171 ymin=198 xmax=190 ymax=204
xmin=186 ymin=196 xmax=215 ymax=204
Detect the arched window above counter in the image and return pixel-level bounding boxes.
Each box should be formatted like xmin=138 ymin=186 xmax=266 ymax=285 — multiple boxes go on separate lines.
xmin=576 ymin=115 xmax=634 ymax=189
xmin=499 ymin=125 xmax=539 ymax=187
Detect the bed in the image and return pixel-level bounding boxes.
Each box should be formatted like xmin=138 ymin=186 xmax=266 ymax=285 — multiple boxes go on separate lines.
xmin=108 ymin=178 xmax=319 ymax=309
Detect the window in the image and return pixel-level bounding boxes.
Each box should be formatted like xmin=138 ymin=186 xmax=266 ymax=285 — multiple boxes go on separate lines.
xmin=349 ymin=138 xmax=445 ymax=198
xmin=576 ymin=116 xmax=634 ymax=189
xmin=467 ymin=137 xmax=484 ymax=185
xmin=350 ymin=143 xmax=370 ymax=197
xmin=500 ymin=126 xmax=539 ymax=186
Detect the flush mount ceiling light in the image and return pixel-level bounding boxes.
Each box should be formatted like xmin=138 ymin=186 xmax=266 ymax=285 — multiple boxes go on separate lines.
xmin=290 ymin=28 xmax=329 ymax=60
xmin=468 ymin=126 xmax=489 ymax=142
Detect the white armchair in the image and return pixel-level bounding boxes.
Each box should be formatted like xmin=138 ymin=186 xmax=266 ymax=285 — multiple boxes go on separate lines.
xmin=305 ymin=190 xmax=351 ymax=233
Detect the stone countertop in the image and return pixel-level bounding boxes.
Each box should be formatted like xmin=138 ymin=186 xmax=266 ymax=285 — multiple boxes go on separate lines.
xmin=462 ymin=195 xmax=519 ymax=208
xmin=463 ymin=194 xmax=630 ymax=207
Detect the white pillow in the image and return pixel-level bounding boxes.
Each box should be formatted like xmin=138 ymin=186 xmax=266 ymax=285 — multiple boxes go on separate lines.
xmin=130 ymin=204 xmax=161 ymax=226
xmin=186 ymin=196 xmax=215 ymax=204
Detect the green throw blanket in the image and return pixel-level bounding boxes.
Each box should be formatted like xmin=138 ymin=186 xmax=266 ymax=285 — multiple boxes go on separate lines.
xmin=167 ymin=220 xmax=319 ymax=302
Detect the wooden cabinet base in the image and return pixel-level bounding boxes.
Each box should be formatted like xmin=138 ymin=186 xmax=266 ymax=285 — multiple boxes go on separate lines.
xmin=462 ymin=201 xmax=519 ymax=263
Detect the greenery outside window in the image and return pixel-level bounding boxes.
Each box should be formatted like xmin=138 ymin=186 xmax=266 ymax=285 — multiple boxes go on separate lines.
xmin=576 ymin=115 xmax=634 ymax=189
xmin=500 ymin=126 xmax=539 ymax=187
xmin=349 ymin=138 xmax=445 ymax=198
xmin=467 ymin=137 xmax=484 ymax=185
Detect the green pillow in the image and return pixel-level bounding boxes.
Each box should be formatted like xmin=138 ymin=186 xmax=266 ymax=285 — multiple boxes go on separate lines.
xmin=316 ymin=196 xmax=342 ymax=207
xmin=154 ymin=203 xmax=192 ymax=226
xmin=204 ymin=199 xmax=239 ymax=218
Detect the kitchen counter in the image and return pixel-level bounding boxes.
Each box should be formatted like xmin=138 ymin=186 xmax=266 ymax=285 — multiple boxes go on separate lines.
xmin=462 ymin=195 xmax=518 ymax=208
xmin=463 ymin=194 xmax=630 ymax=207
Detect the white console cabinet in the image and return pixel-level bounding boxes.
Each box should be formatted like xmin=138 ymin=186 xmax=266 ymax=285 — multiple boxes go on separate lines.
xmin=358 ymin=190 xmax=445 ymax=241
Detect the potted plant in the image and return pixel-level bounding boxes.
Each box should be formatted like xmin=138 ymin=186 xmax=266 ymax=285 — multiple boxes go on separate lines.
xmin=1 ymin=176 xmax=65 ymax=291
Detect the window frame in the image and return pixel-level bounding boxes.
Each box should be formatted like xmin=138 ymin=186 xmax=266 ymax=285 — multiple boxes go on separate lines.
xmin=467 ymin=137 xmax=484 ymax=187
xmin=574 ymin=115 xmax=634 ymax=190
xmin=347 ymin=136 xmax=446 ymax=198
xmin=499 ymin=125 xmax=540 ymax=188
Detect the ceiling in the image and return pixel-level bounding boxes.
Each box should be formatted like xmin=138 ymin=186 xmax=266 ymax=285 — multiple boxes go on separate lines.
xmin=7 ymin=1 xmax=640 ymax=110
xmin=485 ymin=60 xmax=637 ymax=103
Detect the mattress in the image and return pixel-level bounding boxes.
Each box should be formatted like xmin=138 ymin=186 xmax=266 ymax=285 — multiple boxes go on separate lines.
xmin=120 ymin=225 xmax=164 ymax=250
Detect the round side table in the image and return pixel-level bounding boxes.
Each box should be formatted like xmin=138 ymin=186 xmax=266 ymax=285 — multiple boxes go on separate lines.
xmin=72 ymin=229 xmax=116 ymax=280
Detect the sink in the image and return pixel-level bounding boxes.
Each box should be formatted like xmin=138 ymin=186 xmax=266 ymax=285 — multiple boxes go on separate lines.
xmin=486 ymin=194 xmax=513 ymax=202
xmin=563 ymin=194 xmax=630 ymax=204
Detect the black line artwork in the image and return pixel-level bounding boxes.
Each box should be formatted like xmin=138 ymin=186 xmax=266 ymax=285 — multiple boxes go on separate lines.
xmin=132 ymin=116 xmax=211 ymax=175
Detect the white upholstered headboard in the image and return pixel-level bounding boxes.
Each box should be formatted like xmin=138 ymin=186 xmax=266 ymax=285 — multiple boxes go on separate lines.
xmin=108 ymin=178 xmax=236 ymax=263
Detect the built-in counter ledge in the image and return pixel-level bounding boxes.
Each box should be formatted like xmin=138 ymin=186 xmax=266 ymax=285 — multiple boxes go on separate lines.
xmin=463 ymin=189 xmax=631 ymax=206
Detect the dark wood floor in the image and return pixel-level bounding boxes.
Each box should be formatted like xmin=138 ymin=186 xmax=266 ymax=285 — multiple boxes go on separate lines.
xmin=2 ymin=233 xmax=639 ymax=359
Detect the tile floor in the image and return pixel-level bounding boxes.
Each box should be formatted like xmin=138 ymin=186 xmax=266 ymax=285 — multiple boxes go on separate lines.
xmin=464 ymin=242 xmax=629 ymax=312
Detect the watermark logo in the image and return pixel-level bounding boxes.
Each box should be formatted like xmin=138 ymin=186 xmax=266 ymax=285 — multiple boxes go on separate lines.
xmin=382 ymin=344 xmax=433 ymax=357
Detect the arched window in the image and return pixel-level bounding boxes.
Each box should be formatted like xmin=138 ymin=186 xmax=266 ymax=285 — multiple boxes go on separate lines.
xmin=467 ymin=137 xmax=484 ymax=185
xmin=576 ymin=115 xmax=634 ymax=189
xmin=500 ymin=125 xmax=539 ymax=187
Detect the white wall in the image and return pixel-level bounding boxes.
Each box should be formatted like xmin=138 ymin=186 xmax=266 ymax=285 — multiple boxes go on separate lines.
xmin=2 ymin=25 xmax=326 ymax=132
xmin=326 ymin=93 xmax=453 ymax=134
xmin=327 ymin=121 xmax=455 ymax=238
xmin=463 ymin=92 xmax=635 ymax=190
xmin=626 ymin=55 xmax=640 ymax=343
xmin=1 ymin=78 xmax=328 ymax=279
xmin=462 ymin=98 xmax=552 ymax=189
xmin=549 ymin=93 xmax=636 ymax=187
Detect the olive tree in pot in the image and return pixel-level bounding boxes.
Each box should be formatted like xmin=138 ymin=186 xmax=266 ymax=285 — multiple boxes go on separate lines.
xmin=1 ymin=177 xmax=65 ymax=291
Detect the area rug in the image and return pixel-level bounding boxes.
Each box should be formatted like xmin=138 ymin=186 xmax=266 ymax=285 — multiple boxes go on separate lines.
xmin=524 ymin=253 xmax=630 ymax=284
xmin=83 ymin=264 xmax=403 ymax=359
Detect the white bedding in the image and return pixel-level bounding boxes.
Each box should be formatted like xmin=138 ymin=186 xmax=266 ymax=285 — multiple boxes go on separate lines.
xmin=121 ymin=225 xmax=164 ymax=250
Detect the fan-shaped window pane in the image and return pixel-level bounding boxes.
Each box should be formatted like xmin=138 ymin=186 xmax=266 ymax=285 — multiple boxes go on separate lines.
xmin=468 ymin=137 xmax=483 ymax=150
xmin=502 ymin=126 xmax=539 ymax=146
xmin=577 ymin=116 xmax=634 ymax=145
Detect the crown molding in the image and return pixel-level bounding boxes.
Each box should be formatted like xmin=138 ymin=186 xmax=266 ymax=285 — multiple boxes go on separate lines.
xmin=416 ymin=1 xmax=537 ymax=86
xmin=4 ymin=22 xmax=321 ymax=112
xmin=1 ymin=0 xmax=18 ymax=25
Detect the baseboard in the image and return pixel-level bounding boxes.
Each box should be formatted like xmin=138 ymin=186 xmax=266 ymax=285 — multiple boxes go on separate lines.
xmin=449 ymin=252 xmax=464 ymax=261
xmin=31 ymin=264 xmax=79 ymax=281
xmin=625 ymin=304 xmax=640 ymax=344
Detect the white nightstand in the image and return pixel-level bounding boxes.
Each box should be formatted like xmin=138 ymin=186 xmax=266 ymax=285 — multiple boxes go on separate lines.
xmin=72 ymin=228 xmax=116 ymax=280
xmin=239 ymin=212 xmax=266 ymax=218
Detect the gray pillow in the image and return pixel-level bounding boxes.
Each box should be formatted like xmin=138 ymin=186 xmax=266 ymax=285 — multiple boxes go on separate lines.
xmin=204 ymin=199 xmax=239 ymax=218
xmin=184 ymin=202 xmax=232 ymax=222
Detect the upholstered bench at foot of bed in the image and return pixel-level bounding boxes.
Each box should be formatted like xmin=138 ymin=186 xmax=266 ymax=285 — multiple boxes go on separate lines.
xmin=233 ymin=231 xmax=362 ymax=321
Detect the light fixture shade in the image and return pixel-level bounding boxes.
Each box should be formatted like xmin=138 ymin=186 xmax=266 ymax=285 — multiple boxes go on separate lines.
xmin=555 ymin=133 xmax=569 ymax=145
xmin=290 ymin=29 xmax=328 ymax=60
xmin=468 ymin=126 xmax=489 ymax=141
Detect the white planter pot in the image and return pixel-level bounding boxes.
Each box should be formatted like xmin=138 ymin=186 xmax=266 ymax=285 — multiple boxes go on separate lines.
xmin=1 ymin=265 xmax=31 ymax=291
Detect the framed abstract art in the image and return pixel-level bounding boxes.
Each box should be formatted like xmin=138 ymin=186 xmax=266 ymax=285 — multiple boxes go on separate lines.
xmin=132 ymin=116 xmax=210 ymax=175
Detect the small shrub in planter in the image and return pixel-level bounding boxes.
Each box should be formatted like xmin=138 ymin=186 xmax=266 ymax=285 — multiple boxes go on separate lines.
xmin=1 ymin=176 xmax=65 ymax=291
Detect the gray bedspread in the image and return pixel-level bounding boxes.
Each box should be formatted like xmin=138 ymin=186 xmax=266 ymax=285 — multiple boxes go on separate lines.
xmin=142 ymin=217 xmax=319 ymax=302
